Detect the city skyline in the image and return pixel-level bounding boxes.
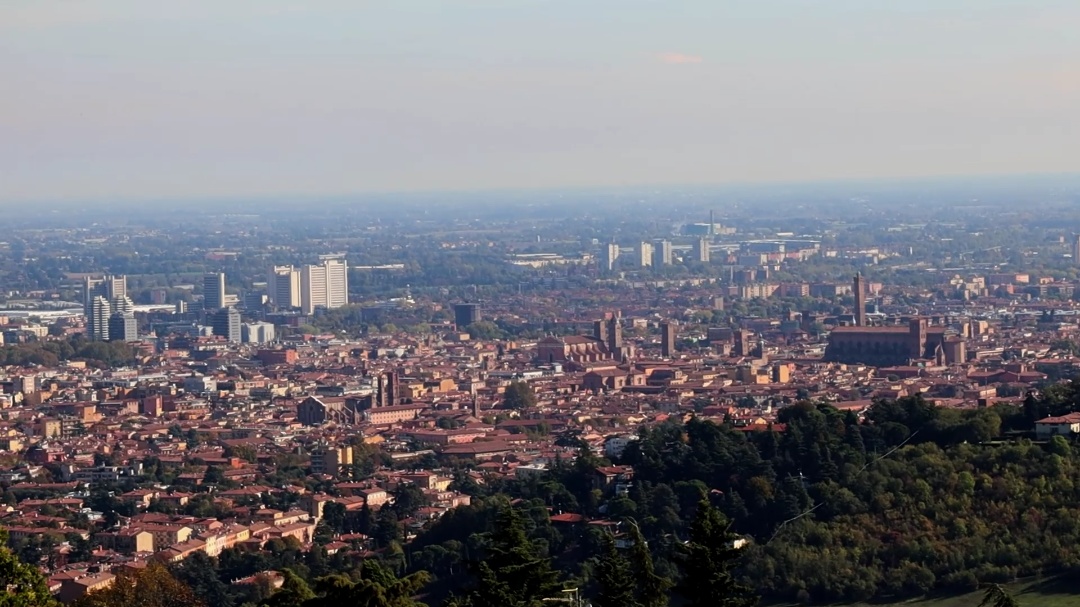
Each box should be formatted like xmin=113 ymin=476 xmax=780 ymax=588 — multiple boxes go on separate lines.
xmin=4 ymin=0 xmax=1080 ymax=203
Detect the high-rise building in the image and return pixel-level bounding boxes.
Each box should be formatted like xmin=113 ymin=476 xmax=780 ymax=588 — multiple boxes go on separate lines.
xmin=108 ymin=311 xmax=138 ymax=342
xmin=268 ymin=265 xmax=301 ymax=308
xmin=112 ymin=295 xmax=134 ymax=316
xmin=211 ymin=307 xmax=242 ymax=343
xmin=660 ymin=321 xmax=677 ymax=357
xmin=1073 ymin=234 xmax=1080 ymax=266
xmin=694 ymin=238 xmax=711 ymax=263
xmin=602 ymin=243 xmax=620 ymax=271
xmin=244 ymin=292 xmax=267 ymax=310
xmin=653 ymin=240 xmax=673 ymax=266
xmin=638 ymin=242 xmax=654 ymax=267
xmin=310 ymin=443 xmax=353 ymax=477
xmin=84 ymin=275 xmax=127 ymax=306
xmin=89 ymin=296 xmax=112 ymax=341
xmin=854 ymin=273 xmax=867 ymax=327
xmin=300 ymin=258 xmax=349 ymax=314
xmin=84 ymin=275 xmax=127 ymax=340
xmin=454 ymin=303 xmax=480 ymax=329
xmin=241 ymin=321 xmax=276 ymax=344
xmin=203 ymin=273 xmax=226 ymax=311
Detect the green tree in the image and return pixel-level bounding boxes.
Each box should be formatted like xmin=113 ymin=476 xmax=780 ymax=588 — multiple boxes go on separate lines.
xmin=502 ymin=381 xmax=537 ymax=410
xmin=223 ymin=444 xmax=258 ymax=463
xmin=262 ymin=569 xmax=315 ymax=607
xmin=592 ymin=535 xmax=635 ymax=607
xmin=0 ymin=530 xmax=57 ymax=607
xmin=675 ymin=500 xmax=757 ymax=607
xmin=391 ymin=484 xmax=427 ymax=519
xmin=170 ymin=552 xmax=232 ymax=607
xmin=455 ymin=504 xmax=562 ymax=607
xmin=977 ymin=584 xmax=1019 ymax=607
xmin=321 ymin=502 xmax=347 ymax=535
xmin=626 ymin=522 xmax=670 ymax=607
xmin=312 ymin=560 xmax=430 ymax=607
xmin=466 ymin=321 xmax=503 ymax=340
xmin=74 ymin=562 xmax=205 ymax=607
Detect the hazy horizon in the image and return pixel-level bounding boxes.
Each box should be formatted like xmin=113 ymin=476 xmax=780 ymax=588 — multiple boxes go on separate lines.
xmin=4 ymin=0 xmax=1080 ymax=204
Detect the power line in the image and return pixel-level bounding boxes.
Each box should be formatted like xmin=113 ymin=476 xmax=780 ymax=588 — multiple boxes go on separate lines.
xmin=765 ymin=429 xmax=921 ymax=545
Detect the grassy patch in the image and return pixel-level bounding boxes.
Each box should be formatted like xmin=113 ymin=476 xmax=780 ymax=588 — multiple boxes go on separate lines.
xmin=849 ymin=577 xmax=1080 ymax=607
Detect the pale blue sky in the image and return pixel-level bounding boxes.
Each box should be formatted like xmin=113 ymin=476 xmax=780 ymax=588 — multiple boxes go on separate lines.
xmin=2 ymin=0 xmax=1079 ymax=203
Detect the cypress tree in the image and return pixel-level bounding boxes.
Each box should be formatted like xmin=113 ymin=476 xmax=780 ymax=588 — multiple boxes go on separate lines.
xmin=675 ymin=499 xmax=758 ymax=607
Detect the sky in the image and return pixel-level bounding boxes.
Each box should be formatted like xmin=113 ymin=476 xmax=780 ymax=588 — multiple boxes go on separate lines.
xmin=2 ymin=0 xmax=1079 ymax=203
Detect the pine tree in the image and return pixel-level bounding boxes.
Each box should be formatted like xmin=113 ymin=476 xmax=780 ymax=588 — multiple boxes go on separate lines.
xmin=456 ymin=504 xmax=562 ymax=607
xmin=675 ymin=499 xmax=758 ymax=607
xmin=592 ymin=535 xmax=635 ymax=607
xmin=977 ymin=584 xmax=1019 ymax=607
xmin=625 ymin=522 xmax=670 ymax=607
xmin=310 ymin=560 xmax=430 ymax=607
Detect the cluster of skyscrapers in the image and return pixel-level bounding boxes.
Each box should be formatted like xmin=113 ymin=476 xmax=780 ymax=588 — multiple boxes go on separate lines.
xmin=601 ymin=238 xmax=709 ymax=272
xmin=203 ymin=272 xmax=275 ymax=344
xmin=81 ymin=257 xmax=348 ymax=344
xmin=84 ymin=275 xmax=137 ymax=342
xmin=267 ymin=256 xmax=349 ymax=314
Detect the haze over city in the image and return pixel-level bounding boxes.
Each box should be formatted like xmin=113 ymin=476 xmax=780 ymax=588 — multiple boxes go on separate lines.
xmin=6 ymin=4 xmax=1080 ymax=607
xmin=3 ymin=0 xmax=1080 ymax=203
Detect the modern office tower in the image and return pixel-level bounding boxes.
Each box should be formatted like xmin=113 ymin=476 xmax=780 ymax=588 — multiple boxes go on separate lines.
xmin=454 ymin=303 xmax=480 ymax=329
xmin=653 ymin=240 xmax=673 ymax=266
xmin=660 ymin=321 xmax=677 ymax=357
xmin=108 ymin=311 xmax=138 ymax=342
xmin=244 ymin=292 xmax=267 ymax=310
xmin=241 ymin=321 xmax=276 ymax=344
xmin=84 ymin=275 xmax=127 ymax=306
xmin=324 ymin=257 xmax=349 ymax=309
xmin=211 ymin=307 xmax=242 ymax=343
xmin=111 ymin=295 xmax=134 ymax=316
xmin=203 ymin=272 xmax=226 ymax=311
xmin=638 ymin=242 xmax=654 ymax=267
xmin=268 ymin=265 xmax=301 ymax=308
xmin=300 ymin=258 xmax=349 ymax=314
xmin=1073 ymin=234 xmax=1080 ymax=266
xmin=84 ymin=275 xmax=127 ymax=340
xmin=694 ymin=237 xmax=711 ymax=263
xmin=854 ymin=272 xmax=867 ymax=327
xmin=602 ymin=243 xmax=620 ymax=271
xmin=89 ymin=296 xmax=112 ymax=341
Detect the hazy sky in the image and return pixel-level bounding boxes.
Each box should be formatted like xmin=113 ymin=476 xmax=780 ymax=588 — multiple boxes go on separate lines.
xmin=2 ymin=0 xmax=1079 ymax=203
